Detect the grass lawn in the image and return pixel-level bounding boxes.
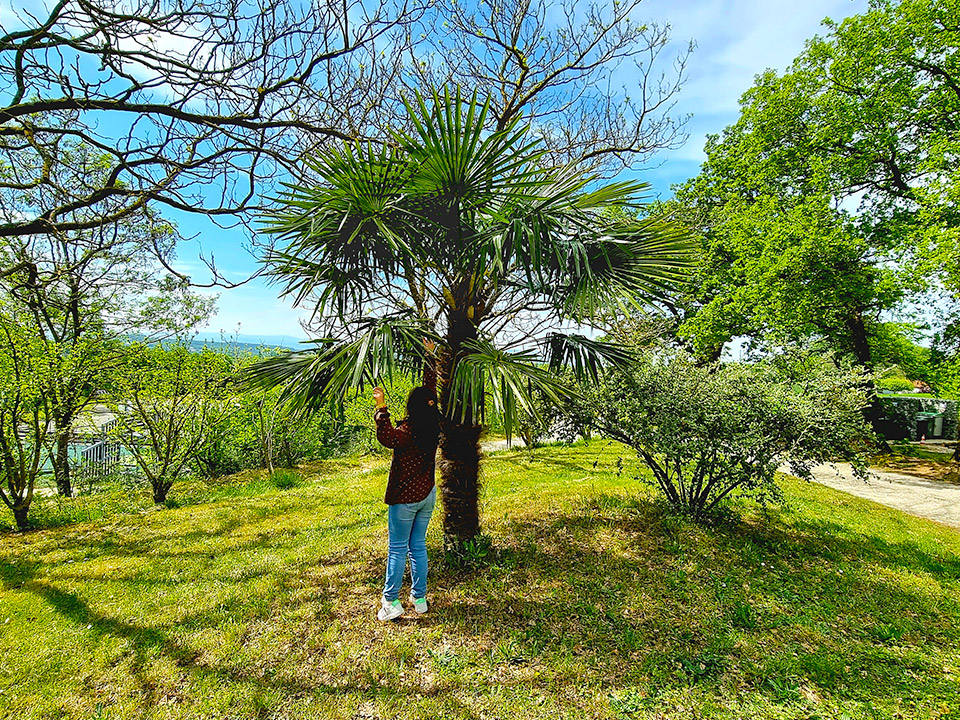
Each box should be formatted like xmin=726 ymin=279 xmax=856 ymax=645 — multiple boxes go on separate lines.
xmin=2 ymin=443 xmax=960 ymax=719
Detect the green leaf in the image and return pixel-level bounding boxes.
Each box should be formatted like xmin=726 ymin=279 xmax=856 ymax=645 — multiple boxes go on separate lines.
xmin=240 ymin=315 xmax=440 ymax=416
xmin=449 ymin=338 xmax=575 ymax=439
xmin=545 ymin=333 xmax=636 ymax=383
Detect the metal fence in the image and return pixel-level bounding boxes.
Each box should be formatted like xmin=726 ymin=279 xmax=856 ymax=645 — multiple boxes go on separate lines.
xmin=79 ymin=418 xmax=121 ymax=479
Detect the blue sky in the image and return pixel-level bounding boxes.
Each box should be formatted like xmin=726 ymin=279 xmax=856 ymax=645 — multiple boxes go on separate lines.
xmin=192 ymin=0 xmax=870 ymax=343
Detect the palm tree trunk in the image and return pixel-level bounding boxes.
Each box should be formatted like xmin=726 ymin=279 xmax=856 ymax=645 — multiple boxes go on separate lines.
xmin=437 ymin=305 xmax=484 ymax=548
xmin=438 ymin=422 xmax=483 ymax=549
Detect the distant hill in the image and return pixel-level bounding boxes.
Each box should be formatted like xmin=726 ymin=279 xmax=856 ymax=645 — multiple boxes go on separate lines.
xmin=125 ymin=332 xmax=312 ymax=355
xmin=191 ymin=331 xmax=310 ymax=351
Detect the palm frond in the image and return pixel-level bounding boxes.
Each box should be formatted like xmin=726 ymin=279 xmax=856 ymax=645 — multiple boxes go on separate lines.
xmin=259 ymin=250 xmax=372 ymax=316
xmin=448 ymin=338 xmax=575 ymax=439
xmin=554 ymin=213 xmax=696 ymax=321
xmin=473 ymin=162 xmax=688 ymax=312
xmin=259 ymin=143 xmax=420 ymax=317
xmin=398 ymin=87 xmax=549 ymax=216
xmin=545 ymin=333 xmax=637 ymax=384
xmin=240 ymin=315 xmax=440 ymax=417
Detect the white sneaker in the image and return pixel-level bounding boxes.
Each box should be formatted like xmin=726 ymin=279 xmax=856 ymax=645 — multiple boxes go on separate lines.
xmin=377 ymin=597 xmax=404 ymax=621
xmin=409 ymin=593 xmax=428 ymax=614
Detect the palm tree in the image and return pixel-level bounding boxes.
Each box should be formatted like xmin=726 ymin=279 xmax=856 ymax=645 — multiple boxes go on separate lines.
xmin=245 ymin=88 xmax=691 ymax=549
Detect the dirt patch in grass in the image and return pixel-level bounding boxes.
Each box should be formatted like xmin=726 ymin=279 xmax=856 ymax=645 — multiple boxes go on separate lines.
xmin=873 ymin=455 xmax=960 ymax=484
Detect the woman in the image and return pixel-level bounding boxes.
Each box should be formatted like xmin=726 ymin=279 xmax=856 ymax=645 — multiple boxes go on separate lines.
xmin=372 ymin=342 xmax=440 ymax=621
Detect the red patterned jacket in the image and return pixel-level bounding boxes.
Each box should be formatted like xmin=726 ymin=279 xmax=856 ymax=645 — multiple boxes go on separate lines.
xmin=373 ymin=362 xmax=438 ymax=505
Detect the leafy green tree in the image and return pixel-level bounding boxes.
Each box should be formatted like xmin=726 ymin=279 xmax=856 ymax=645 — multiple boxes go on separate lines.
xmin=663 ymin=0 xmax=959 ymax=441
xmin=108 ymin=344 xmax=233 ymax=504
xmin=668 ymin=0 xmax=960 ymax=360
xmin=0 ymin=205 xmax=213 ymax=497
xmin=670 ymin=186 xmax=908 ymax=366
xmin=246 ymin=89 xmax=691 ymax=548
xmin=0 ymin=306 xmax=48 ymax=530
xmin=793 ymin=0 xmax=960 ymax=299
xmin=193 ymin=379 xmax=353 ymax=478
xmin=588 ymin=350 xmax=873 ymax=518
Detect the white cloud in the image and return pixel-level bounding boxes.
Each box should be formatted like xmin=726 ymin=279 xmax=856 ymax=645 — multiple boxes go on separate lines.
xmin=628 ymin=0 xmax=870 ymax=194
xmin=644 ymin=0 xmax=868 ymax=112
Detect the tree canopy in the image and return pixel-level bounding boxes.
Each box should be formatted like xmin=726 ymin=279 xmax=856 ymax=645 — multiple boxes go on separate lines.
xmin=668 ymin=0 xmax=957 ymax=370
xmin=0 ymin=0 xmax=424 ymax=245
xmin=408 ymin=0 xmax=691 ymax=175
xmin=0 ymin=0 xmax=690 ymax=289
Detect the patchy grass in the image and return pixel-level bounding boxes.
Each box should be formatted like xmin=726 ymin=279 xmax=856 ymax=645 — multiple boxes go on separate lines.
xmin=1 ymin=444 xmax=959 ymax=719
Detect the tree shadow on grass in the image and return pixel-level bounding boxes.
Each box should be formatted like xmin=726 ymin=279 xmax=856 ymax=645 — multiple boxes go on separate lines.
xmin=3 ymin=490 xmax=960 ymax=717
xmin=422 ymin=497 xmax=960 ymax=701
xmin=7 ymin=573 xmax=483 ymax=717
xmin=487 ymin=454 xmax=603 ymax=475
xmin=0 ymin=531 xmax=491 ymax=718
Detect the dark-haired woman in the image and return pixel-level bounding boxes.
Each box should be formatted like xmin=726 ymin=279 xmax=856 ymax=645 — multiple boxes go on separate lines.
xmin=372 ymin=342 xmax=441 ymax=621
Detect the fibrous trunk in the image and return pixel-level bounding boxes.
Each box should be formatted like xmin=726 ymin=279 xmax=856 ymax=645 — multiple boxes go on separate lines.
xmin=438 ymin=301 xmax=484 ymax=548
xmin=438 ymin=423 xmax=482 ymax=549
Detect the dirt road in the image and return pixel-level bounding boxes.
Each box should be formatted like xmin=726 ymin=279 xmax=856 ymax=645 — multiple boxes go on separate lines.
xmin=783 ymin=463 xmax=960 ymax=529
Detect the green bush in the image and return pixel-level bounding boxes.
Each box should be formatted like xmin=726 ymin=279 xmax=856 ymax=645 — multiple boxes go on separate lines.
xmin=931 ymin=353 xmax=960 ymax=399
xmin=876 ymin=376 xmax=916 ymax=393
xmin=191 ymin=388 xmax=357 ymax=478
xmin=587 ymin=350 xmax=873 ymax=518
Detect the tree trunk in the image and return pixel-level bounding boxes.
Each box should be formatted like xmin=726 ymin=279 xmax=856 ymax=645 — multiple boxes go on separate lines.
xmin=845 ymin=310 xmax=893 ymax=454
xmin=257 ymin=399 xmax=275 ymax=474
xmin=13 ymin=505 xmax=29 ymax=531
xmin=152 ymin=482 xmax=171 ymax=504
xmin=52 ymin=430 xmax=73 ymax=497
xmin=845 ymin=311 xmax=873 ymax=369
xmin=438 ymin=423 xmax=483 ymax=548
xmin=438 ymin=301 xmax=484 ymax=548
xmin=694 ymin=343 xmax=724 ymax=366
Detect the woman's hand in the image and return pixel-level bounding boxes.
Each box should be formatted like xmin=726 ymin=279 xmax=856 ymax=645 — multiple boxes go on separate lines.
xmin=373 ymin=387 xmax=386 ymax=408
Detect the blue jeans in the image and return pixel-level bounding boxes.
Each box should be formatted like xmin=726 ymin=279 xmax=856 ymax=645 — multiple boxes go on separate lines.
xmin=383 ymin=486 xmax=436 ymax=601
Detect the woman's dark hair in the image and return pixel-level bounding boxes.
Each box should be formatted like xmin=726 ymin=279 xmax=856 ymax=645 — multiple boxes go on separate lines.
xmin=405 ymin=385 xmax=441 ymax=449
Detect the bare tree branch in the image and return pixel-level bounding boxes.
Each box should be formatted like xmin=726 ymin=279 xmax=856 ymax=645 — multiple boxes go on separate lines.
xmin=0 ymin=0 xmax=426 ymax=242
xmin=406 ymin=0 xmax=692 ymax=174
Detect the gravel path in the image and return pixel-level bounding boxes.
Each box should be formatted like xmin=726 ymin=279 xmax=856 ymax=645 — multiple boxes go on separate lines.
xmin=782 ymin=463 xmax=960 ymax=530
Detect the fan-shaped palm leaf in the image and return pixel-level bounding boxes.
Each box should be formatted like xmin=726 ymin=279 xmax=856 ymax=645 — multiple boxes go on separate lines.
xmin=399 ymin=88 xmax=547 ymax=213
xmin=553 ymin=213 xmax=696 ymax=321
xmin=241 ymin=315 xmax=439 ymax=416
xmin=545 ymin=332 xmax=637 ymax=384
xmin=448 ymin=338 xmax=574 ymax=440
xmin=472 ymin=162 xmax=694 ymax=319
xmin=260 ymin=142 xmax=419 ymax=315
